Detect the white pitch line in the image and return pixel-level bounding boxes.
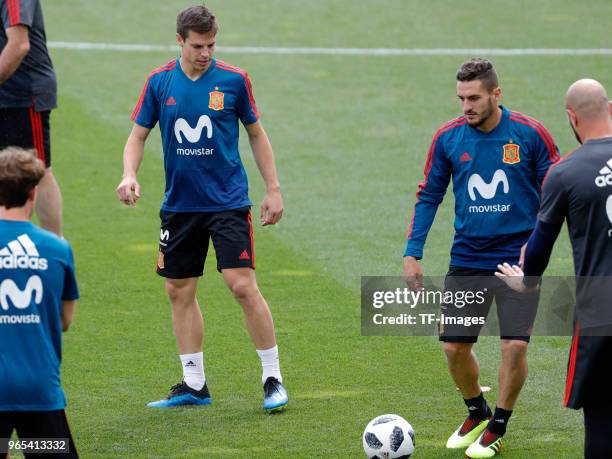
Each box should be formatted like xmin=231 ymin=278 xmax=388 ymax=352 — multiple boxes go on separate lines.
xmin=48 ymin=41 xmax=612 ymax=56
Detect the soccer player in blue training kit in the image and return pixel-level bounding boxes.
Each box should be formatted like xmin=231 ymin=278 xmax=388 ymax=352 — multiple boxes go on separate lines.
xmin=403 ymin=59 xmax=560 ymax=458
xmin=116 ymin=5 xmax=287 ymax=412
xmin=0 ymin=0 xmax=64 ymax=236
xmin=497 ymin=79 xmax=612 ymax=459
xmin=0 ymin=147 xmax=79 ymax=458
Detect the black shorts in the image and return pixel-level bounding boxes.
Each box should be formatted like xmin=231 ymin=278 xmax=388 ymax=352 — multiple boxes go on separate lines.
xmin=0 ymin=409 xmax=78 ymax=458
xmin=438 ymin=266 xmax=539 ymax=344
xmin=564 ymin=328 xmax=612 ymax=410
xmin=156 ymin=207 xmax=255 ymax=278
xmin=0 ymin=107 xmax=51 ymax=167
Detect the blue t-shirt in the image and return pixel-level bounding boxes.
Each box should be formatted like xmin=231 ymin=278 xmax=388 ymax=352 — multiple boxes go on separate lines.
xmin=404 ymin=106 xmax=560 ymax=269
xmin=131 ymin=57 xmax=259 ymax=212
xmin=0 ymin=220 xmax=79 ymax=411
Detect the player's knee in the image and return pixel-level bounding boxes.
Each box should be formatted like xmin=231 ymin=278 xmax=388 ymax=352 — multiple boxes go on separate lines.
xmin=443 ymin=342 xmax=472 ymax=361
xmin=228 ymin=277 xmax=259 ymax=303
xmin=165 ymin=279 xmax=193 ymax=303
xmin=501 ymin=339 xmax=528 ymax=356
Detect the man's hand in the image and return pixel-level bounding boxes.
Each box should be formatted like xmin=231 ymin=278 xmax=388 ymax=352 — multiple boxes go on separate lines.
xmin=518 ymin=243 xmax=527 ymax=268
xmin=261 ymin=188 xmax=283 ymax=226
xmin=116 ymin=175 xmax=141 ymax=206
xmin=403 ymin=256 xmax=424 ymax=291
xmin=495 ymin=262 xmax=538 ymax=293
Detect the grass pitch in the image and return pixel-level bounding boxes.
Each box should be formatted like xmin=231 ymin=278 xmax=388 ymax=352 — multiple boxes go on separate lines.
xmin=23 ymin=0 xmax=612 ymax=457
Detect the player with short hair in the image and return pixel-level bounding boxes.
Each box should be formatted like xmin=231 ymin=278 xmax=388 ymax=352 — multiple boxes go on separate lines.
xmin=403 ymin=58 xmax=560 ymax=457
xmin=0 ymin=0 xmax=63 ymax=236
xmin=116 ymin=4 xmax=288 ymax=412
xmin=0 ymin=147 xmax=79 ymax=458
xmin=497 ymin=79 xmax=612 ymax=459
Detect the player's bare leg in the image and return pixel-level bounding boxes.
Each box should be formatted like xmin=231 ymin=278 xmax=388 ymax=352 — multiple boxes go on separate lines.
xmin=464 ymin=340 xmax=527 ymax=457
xmin=222 ymin=268 xmax=275 ymax=349
xmin=443 ymin=342 xmax=492 ymax=450
xmin=497 ymin=339 xmax=528 ymax=409
xmin=35 ymin=167 xmax=62 ymax=237
xmin=166 ymin=277 xmax=203 ymax=354
xmin=443 ymin=342 xmax=481 ymax=398
xmin=222 ymin=267 xmax=287 ymax=411
xmin=147 ymin=277 xmax=210 ymax=407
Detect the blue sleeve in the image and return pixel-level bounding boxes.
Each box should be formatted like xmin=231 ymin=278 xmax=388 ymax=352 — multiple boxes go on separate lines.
xmin=62 ymin=244 xmax=79 ymax=301
xmin=522 ymin=219 xmax=562 ymax=287
xmin=531 ymin=124 xmax=560 ymax=185
xmin=130 ymin=74 xmax=159 ymax=129
xmin=237 ymin=72 xmax=259 ymax=126
xmin=404 ymin=134 xmax=451 ymax=259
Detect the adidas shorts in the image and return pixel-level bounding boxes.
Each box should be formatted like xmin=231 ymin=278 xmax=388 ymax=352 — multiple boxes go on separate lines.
xmin=0 ymin=409 xmax=78 ymax=458
xmin=156 ymin=207 xmax=255 ymax=279
xmin=438 ymin=266 xmax=539 ymax=343
xmin=0 ymin=107 xmax=51 ymax=167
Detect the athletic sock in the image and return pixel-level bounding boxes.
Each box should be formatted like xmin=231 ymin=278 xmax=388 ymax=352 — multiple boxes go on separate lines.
xmin=256 ymin=345 xmax=282 ymax=384
xmin=487 ymin=406 xmax=513 ymax=436
xmin=180 ymin=352 xmax=205 ymax=391
xmin=464 ymin=392 xmax=491 ymax=420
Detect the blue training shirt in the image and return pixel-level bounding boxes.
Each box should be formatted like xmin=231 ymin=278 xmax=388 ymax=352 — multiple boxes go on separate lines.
xmin=131 ymin=57 xmax=259 ymax=212
xmin=0 ymin=220 xmax=79 ymax=411
xmin=404 ymin=106 xmax=560 ymax=270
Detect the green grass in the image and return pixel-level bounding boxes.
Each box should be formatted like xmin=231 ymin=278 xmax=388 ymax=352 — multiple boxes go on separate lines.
xmin=14 ymin=0 xmax=609 ymax=457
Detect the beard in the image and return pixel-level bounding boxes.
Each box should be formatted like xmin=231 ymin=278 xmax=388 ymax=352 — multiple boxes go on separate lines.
xmin=569 ymin=119 xmax=583 ymax=144
xmin=465 ymin=98 xmax=496 ymax=128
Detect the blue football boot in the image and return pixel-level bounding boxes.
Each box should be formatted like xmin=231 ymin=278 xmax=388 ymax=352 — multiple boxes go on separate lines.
xmin=147 ymin=381 xmax=212 ymax=408
xmin=263 ymin=377 xmax=288 ymax=412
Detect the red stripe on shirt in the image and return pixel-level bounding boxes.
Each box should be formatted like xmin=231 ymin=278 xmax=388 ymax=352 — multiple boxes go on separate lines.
xmin=509 ymin=113 xmax=556 ymax=158
xmin=8 ymin=0 xmax=20 ymax=26
xmin=510 ymin=112 xmax=559 ymax=162
xmin=130 ymin=61 xmax=176 ymax=122
xmin=564 ymin=322 xmax=580 ymax=407
xmin=541 ymin=146 xmax=578 ymax=189
xmin=406 ymin=117 xmax=466 ymax=238
xmin=216 ymin=61 xmax=259 ymax=119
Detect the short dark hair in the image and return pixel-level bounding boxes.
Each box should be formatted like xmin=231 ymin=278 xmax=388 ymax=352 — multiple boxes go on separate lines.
xmin=456 ymin=58 xmax=499 ymax=91
xmin=0 ymin=147 xmax=45 ymax=209
xmin=176 ymin=4 xmax=218 ymax=39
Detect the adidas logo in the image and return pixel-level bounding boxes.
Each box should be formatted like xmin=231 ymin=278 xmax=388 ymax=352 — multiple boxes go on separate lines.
xmin=460 ymin=152 xmax=473 ymax=162
xmin=166 ymin=96 xmax=177 ymax=106
xmin=494 ymin=419 xmax=505 ymax=424
xmin=239 ymin=250 xmax=250 ymax=261
xmin=185 ymin=360 xmax=196 ymax=367
xmin=0 ymin=234 xmax=48 ymax=271
xmin=595 ymin=158 xmax=612 ymax=187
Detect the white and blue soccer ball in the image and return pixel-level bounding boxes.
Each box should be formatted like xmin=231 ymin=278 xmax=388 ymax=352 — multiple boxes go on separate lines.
xmin=362 ymin=414 xmax=415 ymax=458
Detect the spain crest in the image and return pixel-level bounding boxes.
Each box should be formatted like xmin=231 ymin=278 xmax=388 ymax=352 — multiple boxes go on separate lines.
xmin=503 ymin=142 xmax=520 ymax=164
xmin=208 ymin=89 xmax=224 ymax=111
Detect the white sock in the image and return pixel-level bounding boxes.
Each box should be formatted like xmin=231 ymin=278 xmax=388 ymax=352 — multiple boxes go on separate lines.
xmin=180 ymin=352 xmax=205 ymax=391
xmin=256 ymin=345 xmax=282 ymax=384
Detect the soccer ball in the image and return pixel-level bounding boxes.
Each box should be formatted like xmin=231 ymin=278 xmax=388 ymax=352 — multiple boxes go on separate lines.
xmin=362 ymin=414 xmax=415 ymax=458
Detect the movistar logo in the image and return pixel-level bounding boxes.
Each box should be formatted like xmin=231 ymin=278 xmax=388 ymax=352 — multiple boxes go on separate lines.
xmin=0 ymin=275 xmax=43 ymax=311
xmin=0 ymin=234 xmax=48 ymax=271
xmin=606 ymin=195 xmax=612 ymax=224
xmin=174 ymin=115 xmax=213 ymax=144
xmin=468 ymin=169 xmax=510 ymax=201
xmin=595 ymin=158 xmax=612 ymax=187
